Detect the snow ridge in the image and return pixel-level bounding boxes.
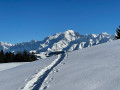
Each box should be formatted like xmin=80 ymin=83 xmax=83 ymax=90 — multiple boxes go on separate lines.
xmin=22 ymin=53 xmax=66 ymax=90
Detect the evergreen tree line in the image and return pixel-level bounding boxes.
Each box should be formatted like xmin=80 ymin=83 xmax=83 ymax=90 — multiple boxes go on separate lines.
xmin=0 ymin=50 xmax=37 ymax=63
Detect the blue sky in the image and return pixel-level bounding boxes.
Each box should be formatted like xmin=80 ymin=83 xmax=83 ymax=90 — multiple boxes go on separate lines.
xmin=0 ymin=0 xmax=120 ymax=43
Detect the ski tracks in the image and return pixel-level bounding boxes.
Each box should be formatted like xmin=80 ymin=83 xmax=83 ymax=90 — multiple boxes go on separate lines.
xmin=22 ymin=53 xmax=66 ymax=90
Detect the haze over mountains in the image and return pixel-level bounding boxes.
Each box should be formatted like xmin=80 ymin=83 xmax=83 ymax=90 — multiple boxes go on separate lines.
xmin=0 ymin=30 xmax=115 ymax=58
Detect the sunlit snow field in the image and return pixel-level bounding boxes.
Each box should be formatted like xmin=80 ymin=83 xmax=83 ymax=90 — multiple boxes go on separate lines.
xmin=1 ymin=40 xmax=120 ymax=90
xmin=0 ymin=62 xmax=27 ymax=71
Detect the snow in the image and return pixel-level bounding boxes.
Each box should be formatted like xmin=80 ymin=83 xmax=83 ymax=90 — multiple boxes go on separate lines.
xmin=0 ymin=56 xmax=56 ymax=90
xmin=1 ymin=39 xmax=120 ymax=90
xmin=0 ymin=30 xmax=115 ymax=59
xmin=44 ymin=39 xmax=120 ymax=90
xmin=0 ymin=41 xmax=13 ymax=50
xmin=23 ymin=54 xmax=65 ymax=90
xmin=0 ymin=63 xmax=26 ymax=71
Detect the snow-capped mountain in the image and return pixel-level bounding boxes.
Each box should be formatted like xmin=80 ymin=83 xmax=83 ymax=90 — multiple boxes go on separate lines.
xmin=0 ymin=30 xmax=115 ymax=58
xmin=0 ymin=42 xmax=13 ymax=50
xmin=1 ymin=36 xmax=120 ymax=90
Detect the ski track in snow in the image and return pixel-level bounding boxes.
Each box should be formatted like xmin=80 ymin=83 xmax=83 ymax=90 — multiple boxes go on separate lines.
xmin=40 ymin=53 xmax=68 ymax=90
xmin=22 ymin=53 xmax=66 ymax=90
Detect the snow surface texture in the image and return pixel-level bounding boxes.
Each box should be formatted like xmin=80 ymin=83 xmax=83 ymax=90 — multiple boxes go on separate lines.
xmin=1 ymin=39 xmax=120 ymax=90
xmin=23 ymin=54 xmax=65 ymax=90
xmin=0 ymin=30 xmax=114 ymax=59
xmin=0 ymin=56 xmax=57 ymax=90
xmin=0 ymin=62 xmax=26 ymax=71
xmin=44 ymin=39 xmax=120 ymax=90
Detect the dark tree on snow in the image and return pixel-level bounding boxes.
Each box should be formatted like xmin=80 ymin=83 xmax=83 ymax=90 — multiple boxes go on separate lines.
xmin=0 ymin=50 xmax=37 ymax=63
xmin=115 ymin=26 xmax=120 ymax=39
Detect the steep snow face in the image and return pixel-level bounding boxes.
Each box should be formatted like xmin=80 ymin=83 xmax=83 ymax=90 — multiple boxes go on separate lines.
xmin=0 ymin=42 xmax=13 ymax=51
xmin=64 ymin=30 xmax=80 ymax=41
xmin=3 ymin=30 xmax=114 ymax=58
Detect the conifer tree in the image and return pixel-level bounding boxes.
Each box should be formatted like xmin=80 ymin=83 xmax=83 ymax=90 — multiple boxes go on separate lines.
xmin=14 ymin=51 xmax=22 ymax=62
xmin=9 ymin=52 xmax=14 ymax=62
xmin=23 ymin=50 xmax=29 ymax=62
xmin=31 ymin=52 xmax=37 ymax=61
xmin=115 ymin=26 xmax=120 ymax=39
xmin=0 ymin=50 xmax=5 ymax=63
xmin=0 ymin=50 xmax=37 ymax=63
xmin=5 ymin=52 xmax=10 ymax=63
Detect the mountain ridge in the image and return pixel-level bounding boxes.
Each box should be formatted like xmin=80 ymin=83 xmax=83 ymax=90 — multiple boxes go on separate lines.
xmin=0 ymin=30 xmax=115 ymax=59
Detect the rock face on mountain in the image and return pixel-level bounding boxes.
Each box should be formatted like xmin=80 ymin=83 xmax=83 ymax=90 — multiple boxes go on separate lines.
xmin=0 ymin=30 xmax=114 ymax=59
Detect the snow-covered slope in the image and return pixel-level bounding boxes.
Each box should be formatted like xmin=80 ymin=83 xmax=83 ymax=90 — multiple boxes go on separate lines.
xmin=0 ymin=56 xmax=57 ymax=90
xmin=44 ymin=39 xmax=120 ymax=90
xmin=1 ymin=30 xmax=114 ymax=58
xmin=0 ymin=62 xmax=27 ymax=71
xmin=1 ymin=39 xmax=120 ymax=90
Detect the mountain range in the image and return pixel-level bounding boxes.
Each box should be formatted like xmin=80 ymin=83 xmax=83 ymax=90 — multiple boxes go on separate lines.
xmin=0 ymin=30 xmax=115 ymax=59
